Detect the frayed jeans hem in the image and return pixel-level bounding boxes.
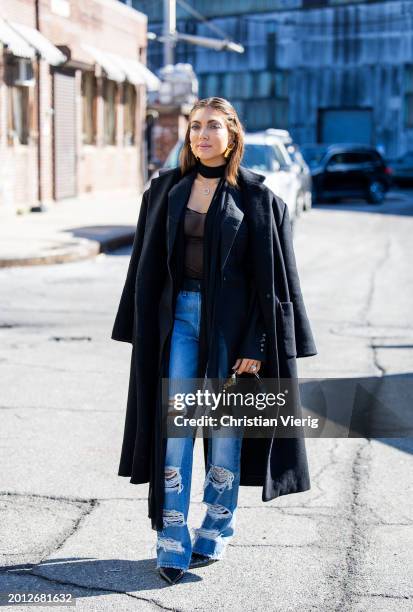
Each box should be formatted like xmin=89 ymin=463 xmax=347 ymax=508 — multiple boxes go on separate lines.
xmin=156 ymin=562 xmax=188 ymax=571
xmin=191 ymin=545 xmax=225 ymax=560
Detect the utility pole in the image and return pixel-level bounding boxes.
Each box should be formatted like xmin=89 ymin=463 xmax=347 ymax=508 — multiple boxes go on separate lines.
xmin=163 ymin=0 xmax=176 ymax=66
xmin=154 ymin=0 xmax=244 ymax=67
xmin=147 ymin=0 xmax=244 ymax=173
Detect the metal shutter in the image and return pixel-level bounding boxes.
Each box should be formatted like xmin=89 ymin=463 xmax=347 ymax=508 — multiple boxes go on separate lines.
xmin=53 ymin=70 xmax=77 ymax=200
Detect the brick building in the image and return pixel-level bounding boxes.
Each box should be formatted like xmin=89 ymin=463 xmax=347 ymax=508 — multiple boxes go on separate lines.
xmin=0 ymin=0 xmax=159 ymax=216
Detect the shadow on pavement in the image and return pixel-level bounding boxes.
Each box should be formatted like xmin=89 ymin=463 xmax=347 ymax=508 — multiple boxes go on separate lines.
xmin=1 ymin=557 xmax=202 ymax=595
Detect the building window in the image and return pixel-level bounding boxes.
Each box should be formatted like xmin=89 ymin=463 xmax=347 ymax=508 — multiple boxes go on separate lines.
xmin=222 ymin=73 xmax=234 ymax=99
xmin=266 ymin=32 xmax=277 ymax=70
xmin=241 ymin=73 xmax=253 ymax=99
xmin=404 ymin=65 xmax=413 ymax=128
xmin=9 ymin=87 xmax=30 ymax=145
xmin=206 ymin=74 xmax=218 ymax=97
xmin=198 ymin=75 xmax=207 ymax=98
xmin=244 ymin=98 xmax=289 ymax=131
xmin=275 ymin=71 xmax=288 ymax=98
xmin=123 ymin=83 xmax=136 ymax=146
xmin=103 ymin=78 xmax=117 ymax=145
xmin=6 ymin=57 xmax=34 ymax=145
xmin=259 ymin=71 xmax=274 ymax=97
xmin=81 ymin=71 xmax=97 ymax=145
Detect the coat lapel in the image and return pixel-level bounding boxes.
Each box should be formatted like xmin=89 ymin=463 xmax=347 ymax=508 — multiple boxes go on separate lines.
xmin=220 ymin=185 xmax=244 ymax=272
xmin=220 ymin=166 xmax=266 ymax=272
xmin=165 ymin=164 xmax=266 ymax=273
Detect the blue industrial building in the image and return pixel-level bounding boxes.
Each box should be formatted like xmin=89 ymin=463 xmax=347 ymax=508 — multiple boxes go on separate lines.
xmin=120 ymin=1 xmax=413 ymax=156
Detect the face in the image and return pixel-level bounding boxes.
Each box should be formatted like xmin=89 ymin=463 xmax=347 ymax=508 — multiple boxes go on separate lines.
xmin=189 ymin=107 xmax=234 ymax=166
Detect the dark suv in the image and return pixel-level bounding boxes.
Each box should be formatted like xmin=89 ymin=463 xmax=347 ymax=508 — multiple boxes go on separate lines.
xmin=300 ymin=144 xmax=392 ymax=204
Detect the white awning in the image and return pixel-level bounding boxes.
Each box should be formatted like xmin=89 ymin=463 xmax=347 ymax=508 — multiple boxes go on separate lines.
xmin=108 ymin=53 xmax=160 ymax=91
xmin=0 ymin=18 xmax=35 ymax=59
xmin=129 ymin=60 xmax=160 ymax=92
xmin=106 ymin=53 xmax=142 ymax=85
xmin=82 ymin=44 xmax=160 ymax=91
xmin=9 ymin=21 xmax=66 ymax=66
xmin=81 ymin=44 xmax=125 ymax=83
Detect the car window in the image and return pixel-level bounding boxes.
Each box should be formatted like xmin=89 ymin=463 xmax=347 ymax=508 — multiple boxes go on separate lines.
xmin=242 ymin=144 xmax=274 ymax=171
xmin=328 ymin=153 xmax=347 ymax=165
xmin=271 ymin=144 xmax=289 ymax=169
xmin=328 ymin=151 xmax=381 ymax=165
xmin=354 ymin=151 xmax=381 ymax=164
xmin=289 ymin=147 xmax=305 ymax=167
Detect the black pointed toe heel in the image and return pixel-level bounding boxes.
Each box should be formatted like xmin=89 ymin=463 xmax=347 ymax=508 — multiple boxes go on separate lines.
xmin=158 ymin=566 xmax=186 ymax=585
xmin=189 ymin=552 xmax=218 ymax=568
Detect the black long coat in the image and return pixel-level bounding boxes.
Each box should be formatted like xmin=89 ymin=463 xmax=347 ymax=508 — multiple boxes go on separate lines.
xmin=111 ymin=164 xmax=317 ymax=531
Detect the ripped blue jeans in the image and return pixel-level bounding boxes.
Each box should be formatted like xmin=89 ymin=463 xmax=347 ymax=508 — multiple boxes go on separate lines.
xmin=156 ymin=288 xmax=243 ymax=571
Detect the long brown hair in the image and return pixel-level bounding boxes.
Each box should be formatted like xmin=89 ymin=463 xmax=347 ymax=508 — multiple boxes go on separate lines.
xmin=179 ymin=97 xmax=245 ymax=188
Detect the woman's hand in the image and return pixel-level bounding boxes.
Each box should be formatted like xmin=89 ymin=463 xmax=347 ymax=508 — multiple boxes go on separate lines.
xmin=232 ymin=358 xmax=262 ymax=375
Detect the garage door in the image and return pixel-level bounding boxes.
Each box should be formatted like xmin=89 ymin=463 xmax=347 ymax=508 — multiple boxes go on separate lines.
xmin=53 ymin=70 xmax=77 ymax=200
xmin=319 ymin=109 xmax=373 ymax=145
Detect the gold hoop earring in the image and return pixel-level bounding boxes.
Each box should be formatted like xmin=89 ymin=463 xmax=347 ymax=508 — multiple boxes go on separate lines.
xmin=223 ymin=144 xmax=234 ymax=159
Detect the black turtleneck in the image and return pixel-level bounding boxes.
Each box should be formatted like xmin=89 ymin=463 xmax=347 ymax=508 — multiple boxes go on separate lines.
xmin=196 ymin=159 xmax=227 ymax=178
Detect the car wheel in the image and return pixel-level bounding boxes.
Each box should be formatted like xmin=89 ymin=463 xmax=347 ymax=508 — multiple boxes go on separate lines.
xmin=367 ymin=181 xmax=385 ymax=204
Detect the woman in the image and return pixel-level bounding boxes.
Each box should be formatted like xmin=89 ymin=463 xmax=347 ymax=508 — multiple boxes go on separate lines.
xmin=111 ymin=97 xmax=317 ymax=585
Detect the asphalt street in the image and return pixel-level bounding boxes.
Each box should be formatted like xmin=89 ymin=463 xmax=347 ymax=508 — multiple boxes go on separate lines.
xmin=0 ymin=189 xmax=412 ymax=611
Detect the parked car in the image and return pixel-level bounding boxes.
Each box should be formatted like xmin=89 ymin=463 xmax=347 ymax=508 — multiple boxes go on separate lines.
xmin=242 ymin=132 xmax=303 ymax=224
xmin=146 ymin=133 xmax=304 ymax=227
xmin=264 ymin=129 xmax=313 ymax=214
xmin=386 ymin=151 xmax=413 ymax=186
xmin=300 ymin=144 xmax=392 ymax=204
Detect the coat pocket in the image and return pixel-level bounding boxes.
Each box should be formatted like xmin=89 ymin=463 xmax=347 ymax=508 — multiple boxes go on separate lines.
xmin=278 ymin=301 xmax=297 ymax=358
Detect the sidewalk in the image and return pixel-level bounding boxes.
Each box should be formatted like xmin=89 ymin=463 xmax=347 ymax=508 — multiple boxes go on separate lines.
xmin=0 ymin=190 xmax=143 ymax=267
